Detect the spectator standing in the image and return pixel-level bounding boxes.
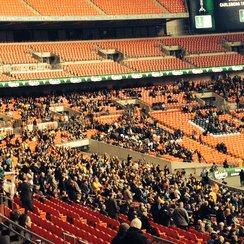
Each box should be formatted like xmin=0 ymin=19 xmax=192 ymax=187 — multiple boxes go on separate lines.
xmin=158 ymin=201 xmax=171 ymax=227
xmin=173 ymin=202 xmax=189 ymax=230
xmin=105 ymin=192 xmax=120 ymax=220
xmin=216 ymin=205 xmax=226 ymax=224
xmin=18 ymin=175 xmax=33 ymax=214
xmin=239 ymin=169 xmax=244 ymax=187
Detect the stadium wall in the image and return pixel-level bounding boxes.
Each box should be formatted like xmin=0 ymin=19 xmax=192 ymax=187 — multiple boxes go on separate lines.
xmin=166 ymin=19 xmax=189 ymax=36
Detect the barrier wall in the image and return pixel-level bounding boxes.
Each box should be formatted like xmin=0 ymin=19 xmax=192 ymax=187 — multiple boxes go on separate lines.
xmin=0 ymin=127 xmax=13 ymax=134
xmin=56 ymin=139 xmax=89 ymax=148
xmin=213 ymin=167 xmax=244 ymax=180
xmin=27 ymin=121 xmax=58 ymax=131
xmin=209 ymin=176 xmax=244 ymax=194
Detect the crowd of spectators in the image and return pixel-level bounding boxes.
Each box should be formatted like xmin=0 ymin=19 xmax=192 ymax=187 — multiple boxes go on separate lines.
xmin=0 ymin=80 xmax=242 ymax=243
xmin=192 ymin=108 xmax=241 ymax=135
xmin=0 ymin=79 xmax=241 ymax=170
xmin=177 ymin=75 xmax=244 ymax=107
xmin=1 ymin=146 xmax=243 ymax=243
xmin=213 ymin=76 xmax=244 ymax=105
xmin=92 ymin=112 xmax=193 ymax=162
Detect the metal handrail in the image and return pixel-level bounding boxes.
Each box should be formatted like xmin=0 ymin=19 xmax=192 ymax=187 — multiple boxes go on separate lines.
xmin=63 ymin=232 xmax=88 ymax=244
xmin=0 ymin=221 xmax=36 ymax=244
xmin=0 ymin=213 xmax=54 ymax=244
xmin=150 ymin=236 xmax=176 ymax=244
xmin=63 ymin=232 xmax=77 ymax=244
xmin=0 ymin=193 xmax=86 ymax=244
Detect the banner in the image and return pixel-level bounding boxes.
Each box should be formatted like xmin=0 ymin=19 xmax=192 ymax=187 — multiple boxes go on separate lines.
xmin=214 ymin=167 xmax=244 ymax=180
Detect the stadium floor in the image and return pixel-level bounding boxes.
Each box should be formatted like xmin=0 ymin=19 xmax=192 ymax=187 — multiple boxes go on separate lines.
xmin=215 ymin=176 xmax=244 ymax=190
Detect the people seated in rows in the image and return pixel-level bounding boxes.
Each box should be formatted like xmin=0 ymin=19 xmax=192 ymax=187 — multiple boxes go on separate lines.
xmin=151 ymin=102 xmax=165 ymax=111
xmin=192 ymin=108 xmax=240 ymax=135
xmin=216 ymin=142 xmax=227 ymax=154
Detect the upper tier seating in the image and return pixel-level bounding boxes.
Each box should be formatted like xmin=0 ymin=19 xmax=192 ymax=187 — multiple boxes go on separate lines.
xmin=0 ymin=73 xmax=15 ymax=81
xmin=157 ymin=0 xmax=186 ymax=13
xmin=120 ymin=86 xmax=198 ymax=109
xmin=92 ymin=0 xmax=165 ymax=15
xmin=0 ymin=44 xmax=37 ymax=64
xmin=225 ymin=33 xmax=244 ymax=42
xmin=32 ymin=42 xmax=101 ymax=61
xmin=0 ymin=33 xmax=244 ymax=82
xmin=97 ymin=39 xmax=164 ymax=58
xmin=25 ymin=0 xmax=101 ymax=16
xmin=161 ymin=35 xmax=226 ymax=53
xmin=185 ymin=53 xmax=244 ymax=68
xmin=13 ymin=70 xmax=72 ymax=80
xmin=125 ymin=58 xmax=192 ymax=72
xmin=0 ymin=0 xmax=37 ymax=16
xmin=64 ymin=61 xmax=131 ymax=76
xmin=0 ymin=0 xmax=189 ymax=16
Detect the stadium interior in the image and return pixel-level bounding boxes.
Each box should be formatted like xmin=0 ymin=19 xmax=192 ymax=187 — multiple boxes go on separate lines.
xmin=0 ymin=0 xmax=243 ymax=244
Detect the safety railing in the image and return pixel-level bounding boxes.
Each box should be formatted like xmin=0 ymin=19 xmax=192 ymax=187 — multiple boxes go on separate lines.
xmin=0 ymin=213 xmax=54 ymax=244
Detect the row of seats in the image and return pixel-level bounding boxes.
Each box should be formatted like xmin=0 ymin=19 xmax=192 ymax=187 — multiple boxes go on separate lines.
xmin=92 ymin=0 xmax=165 ymax=15
xmin=97 ymin=39 xmax=164 ymax=58
xmin=0 ymin=44 xmax=36 ymax=64
xmin=94 ymin=114 xmax=122 ymax=124
xmin=201 ymin=133 xmax=244 ymax=161
xmin=186 ymin=53 xmax=244 ymax=68
xmin=0 ymin=73 xmax=14 ymax=81
xmin=0 ymin=0 xmax=36 ymax=16
xmin=150 ymin=110 xmax=242 ymax=164
xmin=64 ymin=61 xmax=131 ymax=76
xmin=161 ymin=35 xmax=226 ymax=54
xmin=25 ymin=0 xmax=101 ymax=16
xmin=151 ymin=222 xmax=209 ymax=243
xmin=225 ymin=33 xmax=244 ymax=42
xmin=12 ymin=196 xmax=210 ymax=244
xmin=13 ymin=70 xmax=71 ymax=80
xmin=0 ymin=33 xmax=243 ymax=65
xmin=31 ymin=196 xmax=117 ymax=243
xmin=125 ymin=57 xmax=192 ymax=72
xmin=157 ymin=0 xmax=186 ymax=13
xmin=128 ymin=86 xmax=198 ymax=109
xmin=32 ymin=42 xmax=101 ymax=61
xmin=0 ymin=0 xmax=188 ymax=16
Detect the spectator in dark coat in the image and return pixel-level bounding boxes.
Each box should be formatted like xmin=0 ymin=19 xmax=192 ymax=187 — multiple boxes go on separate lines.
xmin=216 ymin=205 xmax=226 ymax=224
xmin=105 ymin=192 xmax=119 ymax=220
xmin=199 ymin=201 xmax=211 ymax=220
xmin=121 ymin=218 xmax=148 ymax=244
xmin=18 ymin=175 xmax=33 ymax=214
xmin=150 ymin=196 xmax=163 ymax=224
xmin=112 ymin=223 xmax=129 ymax=244
xmin=158 ymin=201 xmax=171 ymax=227
xmin=225 ymin=208 xmax=234 ymax=226
xmin=140 ymin=210 xmax=152 ymax=233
